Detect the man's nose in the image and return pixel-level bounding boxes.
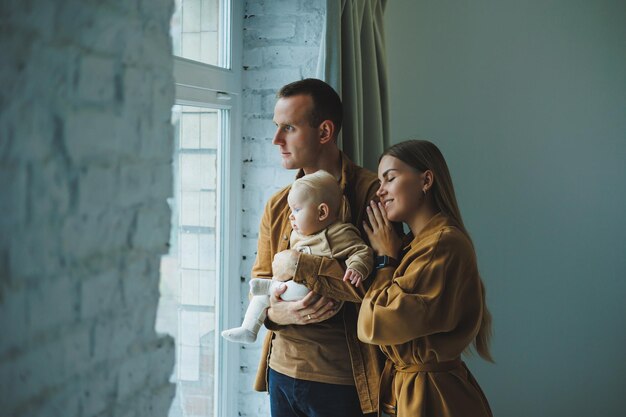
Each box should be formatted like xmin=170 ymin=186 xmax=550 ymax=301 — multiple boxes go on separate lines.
xmin=272 ymin=129 xmax=283 ymax=145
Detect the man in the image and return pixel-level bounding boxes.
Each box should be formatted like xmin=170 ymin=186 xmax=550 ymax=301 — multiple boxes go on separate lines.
xmin=251 ymin=78 xmax=382 ymax=417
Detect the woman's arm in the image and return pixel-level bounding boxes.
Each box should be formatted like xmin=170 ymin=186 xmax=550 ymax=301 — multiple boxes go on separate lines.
xmin=357 ymin=229 xmax=481 ymax=345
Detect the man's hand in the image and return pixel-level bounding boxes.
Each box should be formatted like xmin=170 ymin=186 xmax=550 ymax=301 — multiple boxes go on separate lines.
xmin=272 ymin=250 xmax=300 ymax=282
xmin=267 ymin=284 xmax=339 ymax=325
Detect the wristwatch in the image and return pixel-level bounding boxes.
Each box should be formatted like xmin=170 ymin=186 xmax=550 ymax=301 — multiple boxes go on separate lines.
xmin=374 ymin=255 xmax=399 ymax=270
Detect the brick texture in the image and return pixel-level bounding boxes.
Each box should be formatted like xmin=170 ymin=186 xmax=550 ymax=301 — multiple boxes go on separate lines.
xmin=0 ymin=0 xmax=176 ymax=416
xmin=0 ymin=0 xmax=325 ymax=415
xmin=238 ymin=1 xmax=325 ymax=415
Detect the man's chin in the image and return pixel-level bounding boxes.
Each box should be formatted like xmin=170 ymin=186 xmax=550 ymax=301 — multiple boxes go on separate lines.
xmin=279 ymin=155 xmax=300 ymax=169
xmin=278 ymin=156 xmax=288 ymax=166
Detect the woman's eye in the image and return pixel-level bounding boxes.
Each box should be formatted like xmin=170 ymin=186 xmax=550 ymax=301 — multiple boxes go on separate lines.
xmin=388 ymin=177 xmax=395 ymax=182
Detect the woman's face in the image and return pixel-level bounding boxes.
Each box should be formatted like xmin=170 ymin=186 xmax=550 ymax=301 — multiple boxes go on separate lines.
xmin=376 ymin=155 xmax=425 ymax=223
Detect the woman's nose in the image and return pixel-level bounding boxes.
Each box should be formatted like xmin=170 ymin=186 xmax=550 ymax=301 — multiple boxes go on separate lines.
xmin=376 ymin=185 xmax=386 ymax=197
xmin=289 ymin=212 xmax=295 ymax=220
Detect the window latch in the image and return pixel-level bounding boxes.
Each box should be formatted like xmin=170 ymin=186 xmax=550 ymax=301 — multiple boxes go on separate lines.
xmin=216 ymin=92 xmax=231 ymax=100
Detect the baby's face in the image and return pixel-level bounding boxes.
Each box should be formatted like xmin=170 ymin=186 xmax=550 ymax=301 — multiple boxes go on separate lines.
xmin=287 ymin=187 xmax=324 ymax=236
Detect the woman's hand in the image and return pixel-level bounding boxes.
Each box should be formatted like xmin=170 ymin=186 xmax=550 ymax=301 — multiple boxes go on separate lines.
xmin=363 ymin=200 xmax=402 ymax=258
xmin=272 ymin=250 xmax=299 ymax=282
xmin=267 ymin=284 xmax=339 ymax=325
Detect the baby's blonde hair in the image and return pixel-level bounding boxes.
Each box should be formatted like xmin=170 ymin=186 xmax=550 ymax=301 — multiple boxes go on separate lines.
xmin=290 ymin=170 xmax=342 ymax=217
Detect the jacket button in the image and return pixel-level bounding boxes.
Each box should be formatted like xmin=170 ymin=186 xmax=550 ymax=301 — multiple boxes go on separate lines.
xmin=283 ymin=235 xmax=288 ymax=240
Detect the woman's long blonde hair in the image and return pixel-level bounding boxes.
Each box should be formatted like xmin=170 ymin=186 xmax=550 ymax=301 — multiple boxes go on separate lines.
xmin=383 ymin=140 xmax=494 ymax=362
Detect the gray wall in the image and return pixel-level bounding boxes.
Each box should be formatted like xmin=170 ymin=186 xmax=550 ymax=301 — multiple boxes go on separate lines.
xmin=385 ymin=1 xmax=626 ymax=416
xmin=0 ymin=1 xmax=176 ymax=416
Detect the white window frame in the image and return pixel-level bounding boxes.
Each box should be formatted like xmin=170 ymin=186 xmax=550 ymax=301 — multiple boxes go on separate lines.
xmin=172 ymin=1 xmax=242 ymax=415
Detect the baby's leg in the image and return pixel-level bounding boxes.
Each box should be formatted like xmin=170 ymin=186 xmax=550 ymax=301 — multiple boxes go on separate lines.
xmin=249 ymin=278 xmax=273 ymax=295
xmin=250 ymin=278 xmax=310 ymax=301
xmin=221 ymin=295 xmax=269 ymax=344
xmin=275 ymin=280 xmax=310 ymax=301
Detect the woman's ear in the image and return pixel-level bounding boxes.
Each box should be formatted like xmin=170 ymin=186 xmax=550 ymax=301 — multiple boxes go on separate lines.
xmin=422 ymin=170 xmax=434 ymax=193
xmin=318 ymin=203 xmax=330 ymax=221
xmin=318 ymin=120 xmax=335 ymax=144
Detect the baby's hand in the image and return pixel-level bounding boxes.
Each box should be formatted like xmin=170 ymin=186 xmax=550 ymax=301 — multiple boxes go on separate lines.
xmin=342 ymin=268 xmax=363 ymax=287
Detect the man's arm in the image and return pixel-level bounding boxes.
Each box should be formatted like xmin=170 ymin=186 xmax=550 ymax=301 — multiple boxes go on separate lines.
xmin=266 ymin=286 xmax=339 ymax=325
xmin=255 ymin=195 xmax=340 ymax=327
xmin=251 ymin=199 xmax=273 ymax=279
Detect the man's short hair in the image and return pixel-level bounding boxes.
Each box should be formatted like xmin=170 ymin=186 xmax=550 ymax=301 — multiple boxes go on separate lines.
xmin=277 ymin=78 xmax=343 ymax=135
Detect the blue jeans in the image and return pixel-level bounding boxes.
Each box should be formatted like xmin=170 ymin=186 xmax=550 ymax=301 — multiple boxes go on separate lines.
xmin=268 ymin=368 xmax=370 ymax=417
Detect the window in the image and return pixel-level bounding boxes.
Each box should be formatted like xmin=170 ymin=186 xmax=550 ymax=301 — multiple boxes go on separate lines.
xmin=156 ymin=1 xmax=242 ymax=416
xmin=170 ymin=0 xmax=230 ymax=68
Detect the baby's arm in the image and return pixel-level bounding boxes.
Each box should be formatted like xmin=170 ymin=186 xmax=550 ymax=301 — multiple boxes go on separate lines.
xmin=329 ymin=223 xmax=374 ymax=283
xmin=342 ymin=268 xmax=364 ymax=287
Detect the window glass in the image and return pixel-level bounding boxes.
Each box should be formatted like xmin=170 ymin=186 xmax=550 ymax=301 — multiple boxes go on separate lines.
xmin=157 ymin=105 xmax=225 ymax=417
xmin=171 ymin=0 xmax=228 ymax=68
xmin=160 ymin=1 xmax=240 ymax=414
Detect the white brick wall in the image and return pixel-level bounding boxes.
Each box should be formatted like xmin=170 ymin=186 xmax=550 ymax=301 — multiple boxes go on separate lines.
xmin=0 ymin=1 xmax=176 ymax=416
xmin=238 ymin=1 xmax=325 ymax=415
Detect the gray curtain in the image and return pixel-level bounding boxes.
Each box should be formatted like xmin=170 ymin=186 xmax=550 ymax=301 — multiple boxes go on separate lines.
xmin=317 ymin=0 xmax=389 ymax=172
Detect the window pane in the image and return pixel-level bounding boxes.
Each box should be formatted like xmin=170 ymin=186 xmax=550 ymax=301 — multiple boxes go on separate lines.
xmin=171 ymin=0 xmax=228 ymax=68
xmin=157 ymin=104 xmax=224 ymax=417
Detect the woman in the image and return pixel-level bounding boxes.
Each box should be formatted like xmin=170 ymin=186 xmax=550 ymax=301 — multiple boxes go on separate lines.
xmin=358 ymin=140 xmax=493 ymax=417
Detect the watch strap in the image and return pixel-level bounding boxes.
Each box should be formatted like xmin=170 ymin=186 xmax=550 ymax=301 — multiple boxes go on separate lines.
xmin=375 ymin=255 xmax=399 ymax=269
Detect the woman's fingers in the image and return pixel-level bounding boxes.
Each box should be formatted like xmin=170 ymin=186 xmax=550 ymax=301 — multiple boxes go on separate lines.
xmin=377 ymin=201 xmax=392 ymax=226
xmin=366 ymin=203 xmax=383 ymax=231
xmin=369 ymin=200 xmax=385 ymax=227
xmin=365 ymin=206 xmax=378 ymax=230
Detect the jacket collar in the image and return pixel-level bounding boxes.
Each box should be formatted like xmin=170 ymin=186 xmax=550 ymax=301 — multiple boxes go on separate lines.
xmin=295 ymin=151 xmax=354 ymax=192
xmin=407 ymin=212 xmax=454 ymax=249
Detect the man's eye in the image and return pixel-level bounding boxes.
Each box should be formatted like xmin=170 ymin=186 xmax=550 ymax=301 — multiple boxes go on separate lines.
xmin=284 ymin=125 xmax=294 ymax=132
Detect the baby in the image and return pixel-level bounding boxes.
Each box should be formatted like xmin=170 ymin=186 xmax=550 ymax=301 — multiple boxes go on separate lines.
xmin=221 ymin=170 xmax=373 ymax=344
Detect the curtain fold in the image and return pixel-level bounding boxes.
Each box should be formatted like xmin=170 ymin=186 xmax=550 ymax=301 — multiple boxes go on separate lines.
xmin=317 ymin=0 xmax=389 ymax=171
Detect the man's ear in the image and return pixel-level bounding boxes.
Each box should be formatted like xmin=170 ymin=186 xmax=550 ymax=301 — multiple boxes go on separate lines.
xmin=318 ymin=203 xmax=330 ymax=221
xmin=318 ymin=120 xmax=335 ymax=144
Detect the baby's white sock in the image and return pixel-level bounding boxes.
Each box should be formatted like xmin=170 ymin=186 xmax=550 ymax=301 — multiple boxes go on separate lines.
xmin=249 ymin=278 xmax=273 ymax=295
xmin=221 ymin=327 xmax=257 ymax=344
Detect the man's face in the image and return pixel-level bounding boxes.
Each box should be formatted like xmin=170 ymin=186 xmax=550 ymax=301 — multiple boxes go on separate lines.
xmin=272 ymin=95 xmax=322 ymax=170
